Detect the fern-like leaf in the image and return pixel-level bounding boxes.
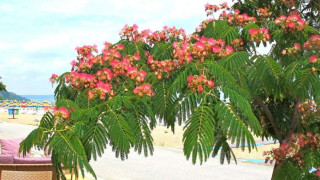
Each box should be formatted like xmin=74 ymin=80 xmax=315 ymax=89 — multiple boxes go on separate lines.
xmin=214 ymin=101 xmax=257 ymax=152
xmin=218 ymin=51 xmax=250 ymax=71
xmin=151 ymin=42 xmax=173 ymax=60
xmin=214 ymin=20 xmax=240 ymax=44
xmin=183 ymin=105 xmax=215 ymax=164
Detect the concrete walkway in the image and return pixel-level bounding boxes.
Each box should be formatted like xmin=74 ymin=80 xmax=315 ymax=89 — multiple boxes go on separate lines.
xmin=0 ymin=121 xmax=273 ymax=180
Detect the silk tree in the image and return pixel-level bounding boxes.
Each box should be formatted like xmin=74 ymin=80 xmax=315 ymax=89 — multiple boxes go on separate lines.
xmin=20 ymin=1 xmax=319 ymax=179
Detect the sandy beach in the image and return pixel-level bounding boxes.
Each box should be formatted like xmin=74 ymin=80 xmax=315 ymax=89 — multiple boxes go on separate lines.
xmin=0 ymin=112 xmax=42 ymax=126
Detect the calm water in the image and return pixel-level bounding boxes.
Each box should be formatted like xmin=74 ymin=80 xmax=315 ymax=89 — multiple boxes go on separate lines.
xmin=20 ymin=95 xmax=55 ymax=103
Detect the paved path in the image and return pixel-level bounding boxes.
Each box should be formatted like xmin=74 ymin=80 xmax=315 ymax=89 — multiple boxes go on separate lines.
xmin=0 ymin=121 xmax=273 ymax=180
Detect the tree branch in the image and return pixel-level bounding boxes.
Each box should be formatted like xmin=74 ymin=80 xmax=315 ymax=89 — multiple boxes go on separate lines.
xmin=283 ymin=100 xmax=299 ymax=142
xmin=255 ymin=96 xmax=283 ymax=143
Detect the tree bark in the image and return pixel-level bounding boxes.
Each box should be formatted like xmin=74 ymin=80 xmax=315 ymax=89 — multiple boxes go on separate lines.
xmin=283 ymin=100 xmax=299 ymax=143
xmin=255 ymin=96 xmax=283 ymax=143
xmin=271 ymin=100 xmax=299 ymax=179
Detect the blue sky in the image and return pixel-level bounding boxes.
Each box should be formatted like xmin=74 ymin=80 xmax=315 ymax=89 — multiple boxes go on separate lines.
xmin=0 ymin=0 xmax=232 ymax=95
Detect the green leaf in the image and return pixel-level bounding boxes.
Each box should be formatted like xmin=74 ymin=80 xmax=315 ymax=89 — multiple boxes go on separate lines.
xmin=151 ymin=42 xmax=173 ymax=60
xmin=214 ymin=20 xmax=240 ymax=44
xmin=101 ymin=105 xmax=136 ymax=159
xmin=219 ymin=51 xmax=250 ymax=71
xmin=215 ymin=101 xmax=257 ymax=152
xmin=183 ymin=105 xmax=215 ymax=164
xmin=254 ymin=55 xmax=286 ymax=100
xmin=203 ymin=21 xmax=216 ymax=38
xmin=293 ymin=69 xmax=320 ymax=102
xmin=205 ymin=61 xmax=237 ymax=86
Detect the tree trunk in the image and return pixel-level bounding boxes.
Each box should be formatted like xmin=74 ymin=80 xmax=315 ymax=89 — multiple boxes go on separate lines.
xmin=271 ymin=162 xmax=279 ymax=180
xmin=271 ymin=142 xmax=283 ymax=180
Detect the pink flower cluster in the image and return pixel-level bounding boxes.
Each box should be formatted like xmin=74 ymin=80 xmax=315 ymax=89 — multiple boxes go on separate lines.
xmin=309 ymin=55 xmax=319 ymax=63
xmin=119 ymin=24 xmax=141 ymax=42
xmin=67 ymin=72 xmax=96 ymax=89
xmin=127 ymin=67 xmax=147 ymax=83
xmin=219 ymin=9 xmax=257 ymax=26
xmin=205 ymin=2 xmax=229 ymax=15
xmin=230 ymin=38 xmax=244 ymax=51
xmin=205 ymin=3 xmax=219 ymax=14
xmin=172 ymin=41 xmax=193 ymax=65
xmin=258 ymin=8 xmax=272 ymax=18
xmin=146 ymin=36 xmax=235 ymax=80
xmin=96 ymin=68 xmax=113 ymax=82
xmin=281 ymin=43 xmax=301 ymax=55
xmin=146 ymin=26 xmax=186 ymax=45
xmin=49 ymin=74 xmax=59 ymax=84
xmin=147 ymin=55 xmax=179 ymax=80
xmin=133 ymin=84 xmax=154 ymax=97
xmin=195 ymin=19 xmax=215 ymax=32
xmin=75 ymin=45 xmax=98 ymax=56
xmin=304 ymin=35 xmax=320 ymax=51
xmin=274 ymin=14 xmax=305 ymax=32
xmin=72 ymin=45 xmax=102 ymax=73
xmin=304 ymin=35 xmax=320 ymax=64
xmin=264 ymin=132 xmax=320 ymax=167
xmin=187 ymin=75 xmax=214 ymax=93
xmin=192 ymin=37 xmax=234 ymax=62
xmin=53 ymin=106 xmax=70 ymax=120
xmin=248 ymin=28 xmax=270 ymax=43
xmin=88 ymin=81 xmax=113 ymax=100
xmin=119 ymin=24 xmax=186 ymax=45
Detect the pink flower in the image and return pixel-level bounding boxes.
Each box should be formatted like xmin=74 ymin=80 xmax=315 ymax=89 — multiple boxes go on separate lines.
xmin=207 ymin=80 xmax=214 ymax=89
xmin=194 ymin=41 xmax=205 ymax=52
xmin=134 ymin=53 xmax=140 ymax=60
xmin=88 ymin=90 xmax=94 ymax=100
xmin=197 ymin=84 xmax=203 ymax=93
xmin=187 ymin=76 xmax=194 ymax=82
xmin=53 ymin=106 xmax=70 ymax=119
xmin=49 ymin=74 xmax=59 ymax=84
xmin=234 ymin=9 xmax=240 ymax=14
xmin=132 ymin=24 xmax=138 ymax=30
xmin=103 ymin=68 xmax=113 ymax=81
xmin=97 ymin=81 xmax=112 ymax=93
xmin=287 ymin=22 xmax=295 ymax=29
xmin=225 ymin=45 xmax=234 ymax=54
xmin=281 ymin=49 xmax=287 ymax=55
xmin=127 ymin=67 xmax=138 ymax=74
xmin=248 ymin=28 xmax=259 ymax=35
xmin=147 ymin=56 xmax=154 ymax=64
xmin=217 ymin=39 xmax=225 ymax=46
xmin=309 ymin=55 xmax=318 ymax=63
xmin=133 ymin=83 xmax=154 ymax=97
xmin=310 ymin=34 xmax=320 ymax=42
xmin=205 ymin=3 xmax=211 ymax=10
xmin=70 ymin=60 xmax=77 ymax=66
xmin=116 ymin=44 xmax=124 ymax=50
xmin=212 ymin=46 xmax=222 ymax=53
xmin=294 ymin=43 xmax=300 ymax=50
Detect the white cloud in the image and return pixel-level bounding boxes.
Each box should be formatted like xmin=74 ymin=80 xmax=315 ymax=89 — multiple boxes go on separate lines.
xmin=0 ymin=41 xmax=18 ymax=49
xmin=23 ymin=34 xmax=69 ymax=51
xmin=0 ymin=3 xmax=13 ymax=12
xmin=41 ymin=0 xmax=90 ymax=15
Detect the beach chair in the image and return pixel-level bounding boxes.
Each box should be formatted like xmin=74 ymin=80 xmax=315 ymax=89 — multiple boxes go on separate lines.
xmin=0 ymin=138 xmax=78 ymax=180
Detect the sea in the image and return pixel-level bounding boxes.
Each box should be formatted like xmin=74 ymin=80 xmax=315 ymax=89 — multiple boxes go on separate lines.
xmin=20 ymin=95 xmax=55 ymax=103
